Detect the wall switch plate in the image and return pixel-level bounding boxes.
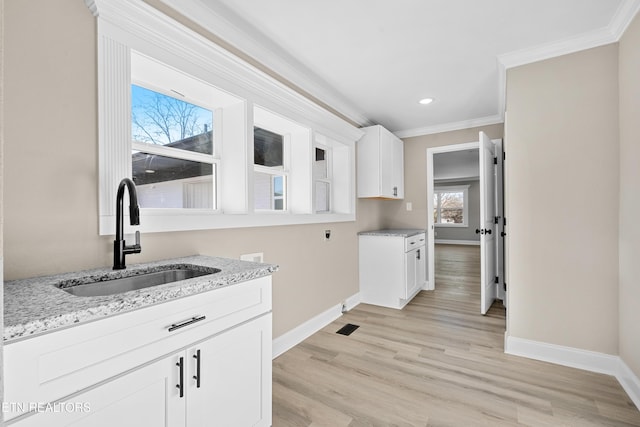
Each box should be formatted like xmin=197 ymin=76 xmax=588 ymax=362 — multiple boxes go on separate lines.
xmin=324 ymin=230 xmax=331 ymax=241
xmin=240 ymin=252 xmax=264 ymax=263
xmin=406 ymin=202 xmax=412 ymax=211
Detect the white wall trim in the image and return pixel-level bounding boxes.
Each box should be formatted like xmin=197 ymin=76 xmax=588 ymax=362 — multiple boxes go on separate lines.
xmin=610 ymin=0 xmax=640 ymax=39
xmin=618 ymin=360 xmax=640 ymax=410
xmin=395 ymin=115 xmax=503 ymax=139
xmin=498 ymin=0 xmax=640 ymax=71
xmin=505 ymin=335 xmax=640 ymax=410
xmin=343 ymin=292 xmax=361 ymax=312
xmin=435 ymin=239 xmax=480 ymax=246
xmin=272 ymin=292 xmax=361 ymax=359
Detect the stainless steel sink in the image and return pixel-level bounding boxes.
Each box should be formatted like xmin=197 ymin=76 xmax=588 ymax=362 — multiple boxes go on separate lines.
xmin=57 ymin=265 xmax=221 ymax=297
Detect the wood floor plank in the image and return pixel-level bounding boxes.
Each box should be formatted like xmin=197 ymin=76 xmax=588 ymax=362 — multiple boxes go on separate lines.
xmin=273 ymin=244 xmax=640 ymax=426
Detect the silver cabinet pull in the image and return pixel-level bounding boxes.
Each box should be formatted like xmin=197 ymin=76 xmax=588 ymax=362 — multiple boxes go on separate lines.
xmin=168 ymin=315 xmax=206 ymax=332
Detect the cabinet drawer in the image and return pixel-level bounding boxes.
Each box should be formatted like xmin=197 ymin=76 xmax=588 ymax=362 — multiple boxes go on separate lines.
xmin=405 ymin=233 xmax=426 ymax=251
xmin=4 ymin=276 xmax=272 ymax=421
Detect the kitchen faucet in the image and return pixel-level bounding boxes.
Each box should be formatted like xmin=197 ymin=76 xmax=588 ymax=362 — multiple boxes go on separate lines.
xmin=113 ymin=178 xmax=142 ymax=269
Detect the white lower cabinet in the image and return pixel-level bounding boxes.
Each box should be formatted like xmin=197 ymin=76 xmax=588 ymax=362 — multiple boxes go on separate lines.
xmin=5 ymin=277 xmax=272 ymax=427
xmin=186 ymin=313 xmax=272 ymax=426
xmin=12 ymin=353 xmax=185 ymax=427
xmin=359 ymin=232 xmax=426 ymax=309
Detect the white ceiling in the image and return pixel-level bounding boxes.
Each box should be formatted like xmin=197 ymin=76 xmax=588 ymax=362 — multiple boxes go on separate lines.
xmin=160 ymin=0 xmax=639 ymax=136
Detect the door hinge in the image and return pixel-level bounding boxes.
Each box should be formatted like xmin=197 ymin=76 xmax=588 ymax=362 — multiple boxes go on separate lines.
xmin=493 ymin=156 xmax=498 ymax=165
xmin=503 ymin=282 xmax=507 ymax=291
xmin=494 ymin=276 xmax=499 ymax=284
xmin=503 ymin=152 xmax=506 ymax=161
xmin=503 ymin=217 xmax=507 ymax=226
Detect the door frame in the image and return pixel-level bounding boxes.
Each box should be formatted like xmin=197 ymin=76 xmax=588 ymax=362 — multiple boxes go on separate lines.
xmin=426 ymin=139 xmax=504 ymax=312
xmin=426 ymin=141 xmax=479 ymax=291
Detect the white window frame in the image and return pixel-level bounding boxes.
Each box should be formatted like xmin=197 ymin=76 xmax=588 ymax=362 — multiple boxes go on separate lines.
xmin=433 ymin=185 xmax=470 ymax=227
xmin=90 ymin=0 xmax=361 ymax=235
xmin=313 ymin=144 xmax=332 ymax=213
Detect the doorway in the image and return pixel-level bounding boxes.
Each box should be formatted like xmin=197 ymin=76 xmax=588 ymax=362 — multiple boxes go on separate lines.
xmin=426 ymin=133 xmax=505 ymax=315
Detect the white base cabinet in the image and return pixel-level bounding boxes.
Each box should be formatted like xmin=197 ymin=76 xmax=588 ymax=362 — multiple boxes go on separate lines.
xmin=5 ymin=276 xmax=272 ymax=426
xmin=359 ymin=233 xmax=426 ymax=309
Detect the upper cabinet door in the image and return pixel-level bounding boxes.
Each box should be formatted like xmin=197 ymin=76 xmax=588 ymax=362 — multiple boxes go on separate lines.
xmin=391 ymin=135 xmax=404 ymax=198
xmin=357 ymin=125 xmax=404 ymax=199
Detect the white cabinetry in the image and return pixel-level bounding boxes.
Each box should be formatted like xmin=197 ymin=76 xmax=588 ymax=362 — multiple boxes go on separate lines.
xmin=5 ymin=276 xmax=272 ymax=426
xmin=357 ymin=125 xmax=404 ymax=199
xmin=359 ymin=232 xmax=426 ymax=309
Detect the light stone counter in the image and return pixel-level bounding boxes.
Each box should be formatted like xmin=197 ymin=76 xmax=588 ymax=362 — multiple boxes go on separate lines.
xmin=4 ymin=255 xmax=278 ymax=342
xmin=358 ymin=228 xmax=426 ymax=238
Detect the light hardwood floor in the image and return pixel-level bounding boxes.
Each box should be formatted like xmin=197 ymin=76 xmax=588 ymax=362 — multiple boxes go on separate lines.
xmin=273 ymin=244 xmax=640 ymax=426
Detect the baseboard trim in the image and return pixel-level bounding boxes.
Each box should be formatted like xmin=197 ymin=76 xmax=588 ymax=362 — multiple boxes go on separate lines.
xmin=272 ymin=293 xmax=361 ymax=359
xmin=343 ymin=292 xmax=361 ymax=311
xmin=435 ymin=239 xmax=480 ymax=246
xmin=505 ymin=334 xmax=640 ymax=410
xmin=618 ymin=359 xmax=640 ymax=410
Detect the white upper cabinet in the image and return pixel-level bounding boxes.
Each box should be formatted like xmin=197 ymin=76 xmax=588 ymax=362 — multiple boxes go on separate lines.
xmin=357 ymin=125 xmax=404 ymax=199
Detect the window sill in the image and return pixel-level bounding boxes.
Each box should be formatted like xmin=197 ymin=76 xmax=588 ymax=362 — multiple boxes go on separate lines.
xmin=434 ymin=223 xmax=468 ymax=228
xmin=99 ymin=212 xmax=356 ymax=235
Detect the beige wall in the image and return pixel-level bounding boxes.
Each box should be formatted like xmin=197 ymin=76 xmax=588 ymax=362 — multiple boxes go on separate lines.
xmin=383 ymin=124 xmax=504 ymax=229
xmin=618 ymin=13 xmax=640 ymax=377
xmin=2 ymin=0 xmax=383 ymax=339
xmin=505 ymin=44 xmax=620 ymax=354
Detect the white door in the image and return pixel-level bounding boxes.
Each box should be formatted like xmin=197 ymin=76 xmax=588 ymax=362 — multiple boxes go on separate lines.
xmin=479 ymin=132 xmax=497 ymax=314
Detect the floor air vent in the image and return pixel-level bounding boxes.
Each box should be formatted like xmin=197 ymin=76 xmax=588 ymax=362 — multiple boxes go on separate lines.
xmin=336 ymin=324 xmax=359 ymax=336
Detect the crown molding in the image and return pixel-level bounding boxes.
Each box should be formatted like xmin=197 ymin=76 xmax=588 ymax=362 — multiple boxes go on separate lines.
xmin=610 ymin=0 xmax=640 ymax=39
xmin=499 ymin=0 xmax=640 ymax=70
xmin=394 ymin=114 xmax=504 ymax=139
xmin=153 ymin=0 xmax=373 ymax=128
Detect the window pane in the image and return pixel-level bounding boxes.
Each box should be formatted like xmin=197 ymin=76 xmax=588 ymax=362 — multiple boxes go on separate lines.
xmin=132 ymin=152 xmax=214 ymax=209
xmin=316 ymin=181 xmax=330 ymax=213
xmin=314 ymin=147 xmax=328 ymax=180
xmin=254 ymin=172 xmax=285 ymax=210
xmin=131 ymin=85 xmax=213 ymax=154
xmin=436 ymin=191 xmax=464 ymax=224
xmin=433 ymin=194 xmax=438 ymax=223
xmin=254 ymin=127 xmax=283 ymax=167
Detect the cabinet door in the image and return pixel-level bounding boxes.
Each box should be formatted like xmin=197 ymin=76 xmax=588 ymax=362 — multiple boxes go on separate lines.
xmin=404 ymin=249 xmax=418 ymax=299
xmin=12 ymin=353 xmax=186 ymax=427
xmin=379 ymin=128 xmax=395 ymax=197
xmin=186 ymin=313 xmax=272 ymax=427
xmin=392 ymin=136 xmax=404 ymax=198
xmin=416 ymin=246 xmax=426 ymax=289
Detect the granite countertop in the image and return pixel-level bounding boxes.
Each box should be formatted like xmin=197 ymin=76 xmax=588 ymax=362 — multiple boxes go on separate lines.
xmin=3 ymin=255 xmax=278 ymax=343
xmin=358 ymin=228 xmax=426 ymax=237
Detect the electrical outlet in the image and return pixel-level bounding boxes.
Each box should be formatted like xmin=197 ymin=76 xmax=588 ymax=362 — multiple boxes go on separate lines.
xmin=406 ymin=202 xmax=412 ymax=211
xmin=240 ymin=252 xmax=264 ymax=263
xmin=324 ymin=230 xmax=331 ymax=241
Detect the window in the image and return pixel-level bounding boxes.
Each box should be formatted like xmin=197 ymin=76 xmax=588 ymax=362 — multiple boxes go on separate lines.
xmin=131 ymin=52 xmax=222 ymax=211
xmin=433 ymin=185 xmax=469 ymax=227
xmin=94 ymin=2 xmax=360 ymax=234
xmin=131 ymin=86 xmax=215 ymax=209
xmin=254 ymin=127 xmax=287 ymax=211
xmin=314 ymin=147 xmax=331 ymax=213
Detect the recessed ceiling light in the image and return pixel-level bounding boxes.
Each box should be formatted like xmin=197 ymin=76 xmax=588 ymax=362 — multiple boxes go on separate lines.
xmin=419 ymin=98 xmax=434 ymax=105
